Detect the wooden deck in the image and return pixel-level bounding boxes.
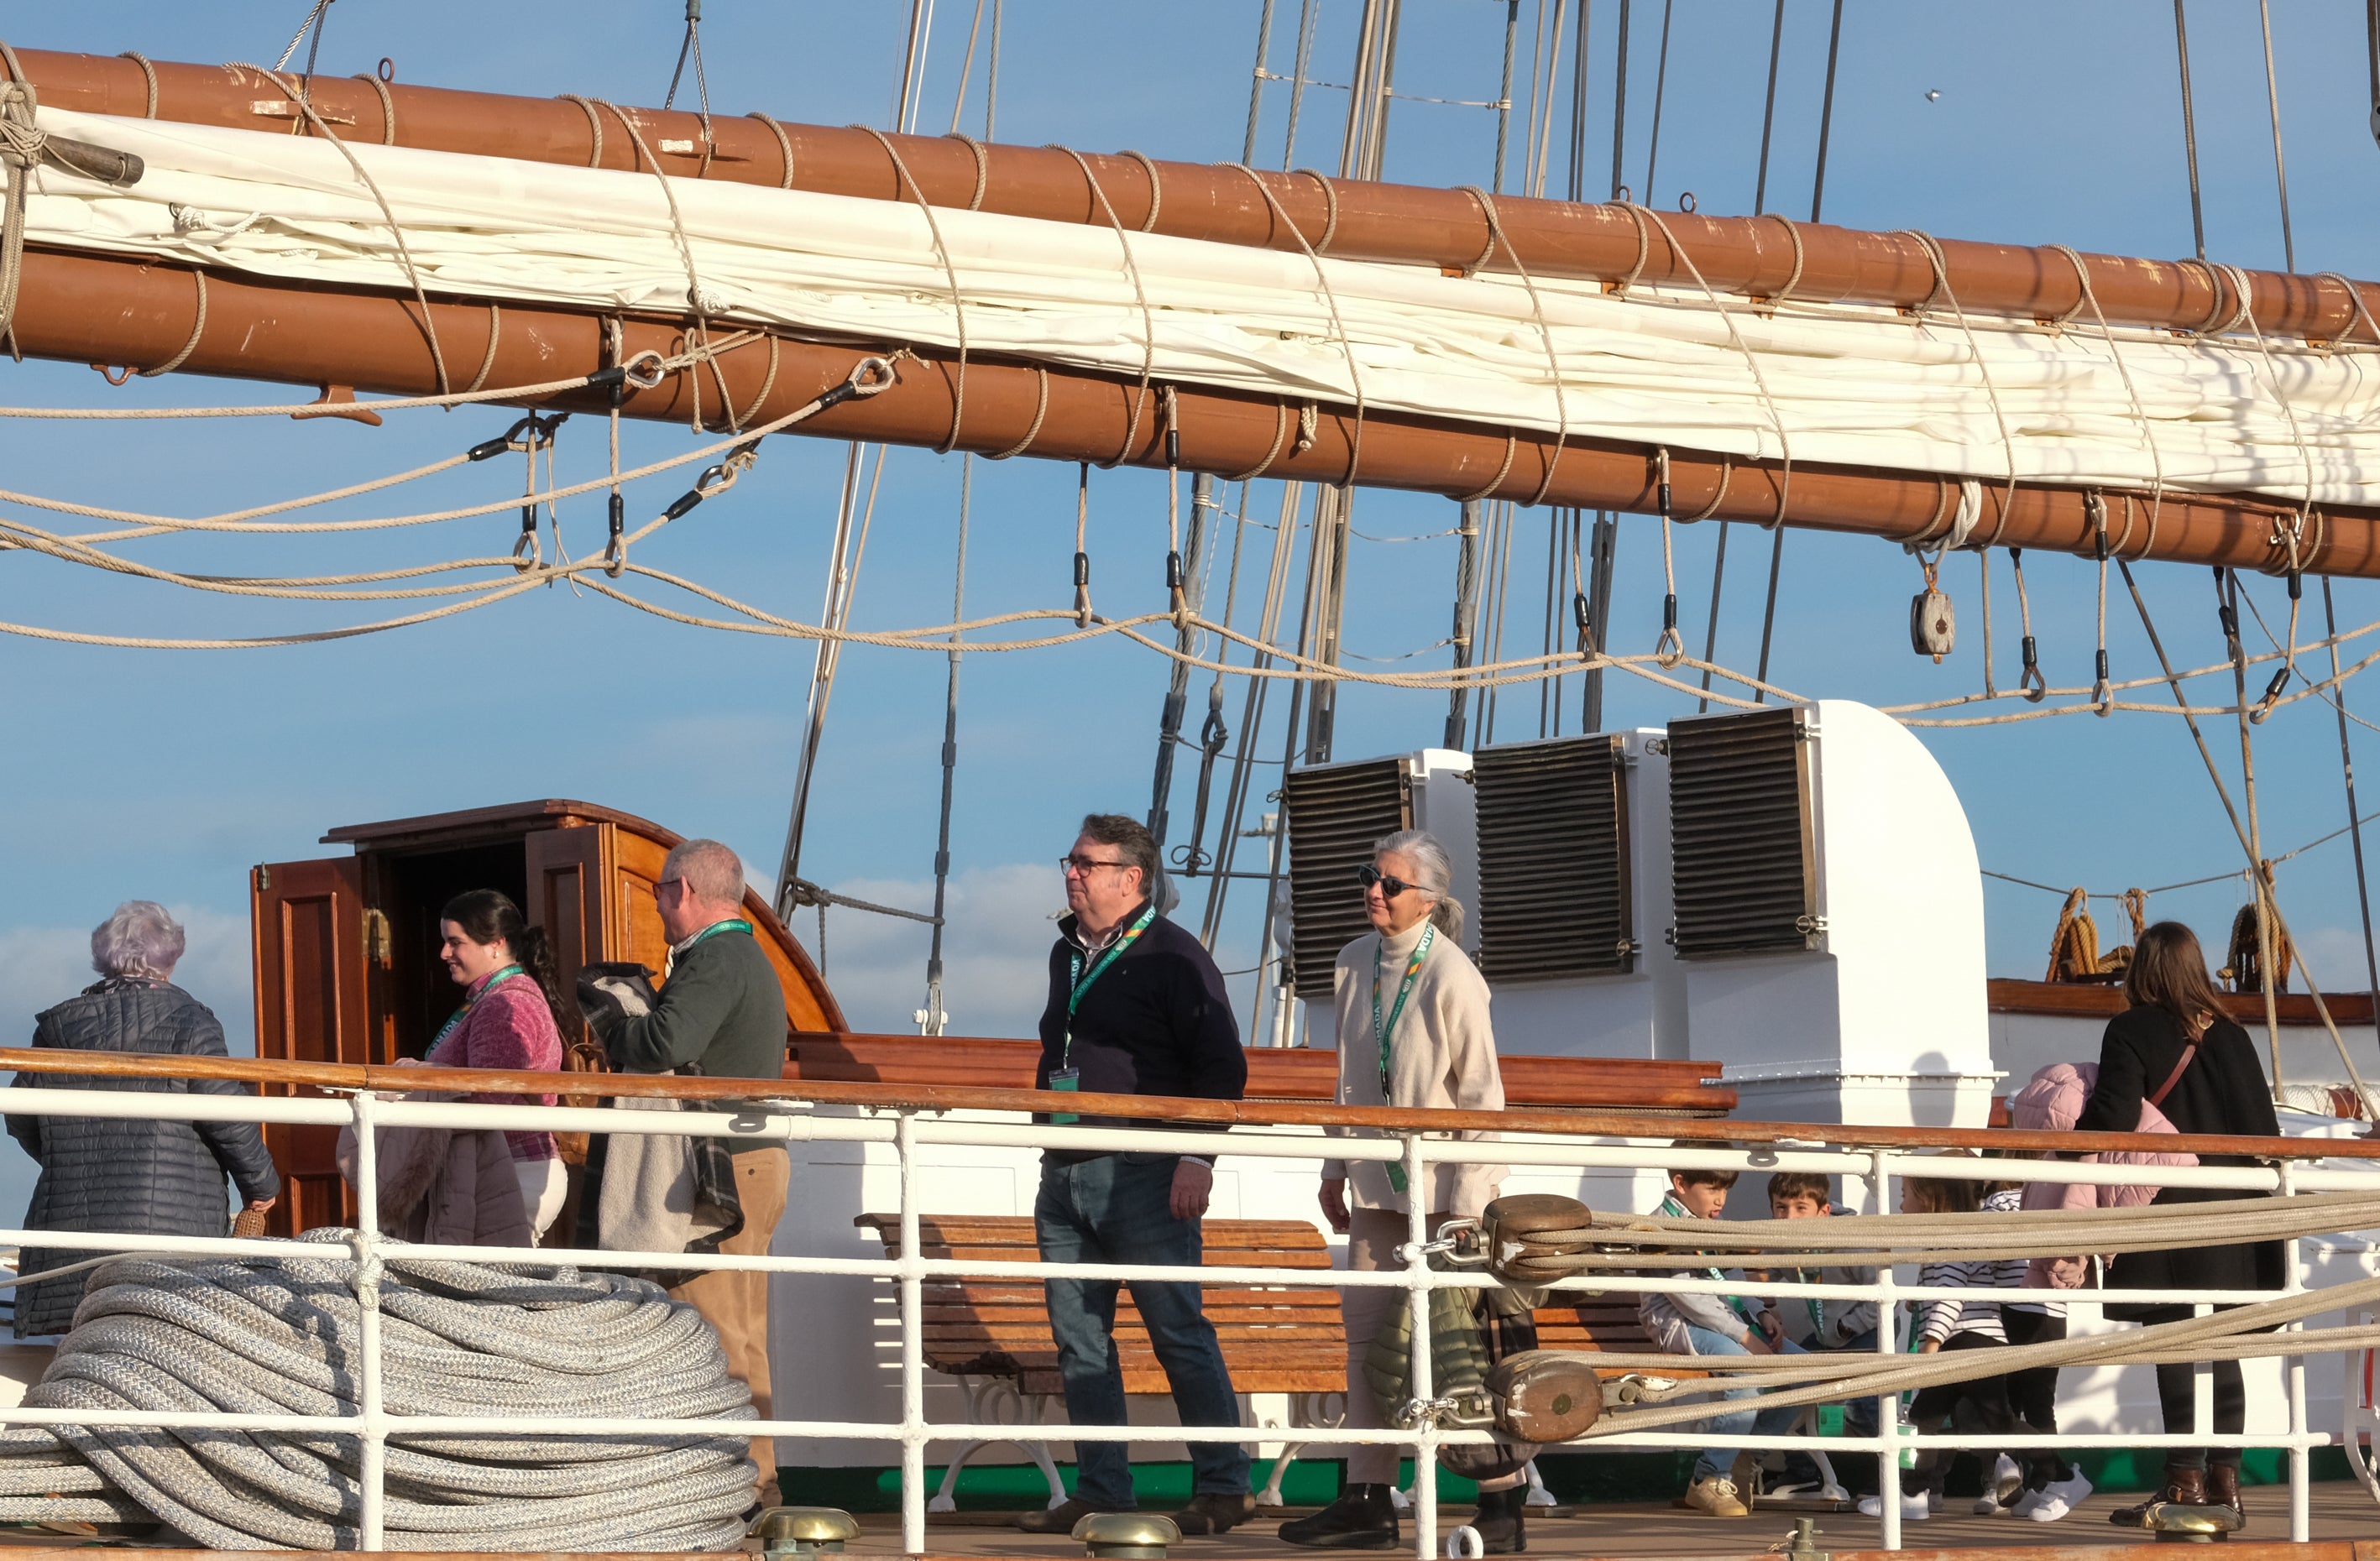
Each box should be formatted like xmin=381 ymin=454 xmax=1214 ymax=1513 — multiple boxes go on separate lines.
xmin=839 ymin=1481 xmax=2380 ymax=1557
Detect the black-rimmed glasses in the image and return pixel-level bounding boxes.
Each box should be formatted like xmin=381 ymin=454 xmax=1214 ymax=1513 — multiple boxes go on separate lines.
xmin=1356 ymin=864 xmax=1415 ymax=898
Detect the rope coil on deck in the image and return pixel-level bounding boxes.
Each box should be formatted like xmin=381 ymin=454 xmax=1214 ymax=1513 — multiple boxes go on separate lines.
xmin=0 ymin=1231 xmax=756 ymax=1551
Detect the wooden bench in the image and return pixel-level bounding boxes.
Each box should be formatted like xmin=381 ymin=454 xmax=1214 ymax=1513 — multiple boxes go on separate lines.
xmin=855 ymin=1214 xmax=1347 ymax=1511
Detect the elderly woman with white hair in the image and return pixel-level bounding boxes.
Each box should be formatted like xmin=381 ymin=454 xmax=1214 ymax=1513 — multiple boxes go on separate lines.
xmin=1277 ymin=829 xmax=1514 ymax=1554
xmin=7 ymin=902 xmax=279 ymax=1337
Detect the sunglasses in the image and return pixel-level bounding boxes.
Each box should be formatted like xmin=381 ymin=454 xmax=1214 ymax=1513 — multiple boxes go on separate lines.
xmin=1356 ymin=864 xmax=1417 ymax=899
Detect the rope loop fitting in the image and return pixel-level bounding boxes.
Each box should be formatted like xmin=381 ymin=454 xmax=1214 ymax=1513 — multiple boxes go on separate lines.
xmin=2020 ymin=634 xmax=2047 ymax=702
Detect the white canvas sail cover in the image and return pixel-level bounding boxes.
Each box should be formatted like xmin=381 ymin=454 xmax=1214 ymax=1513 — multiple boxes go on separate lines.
xmin=17 ymin=107 xmax=2380 ymax=508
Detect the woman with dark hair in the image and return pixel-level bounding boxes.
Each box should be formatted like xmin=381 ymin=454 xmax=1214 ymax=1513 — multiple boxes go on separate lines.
xmin=424 ymin=890 xmax=568 ymax=1240
xmin=2077 ymin=920 xmax=2283 ymax=1529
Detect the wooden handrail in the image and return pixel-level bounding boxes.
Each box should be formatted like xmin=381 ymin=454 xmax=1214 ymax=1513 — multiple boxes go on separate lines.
xmin=0 ymin=1047 xmax=2360 ymax=1163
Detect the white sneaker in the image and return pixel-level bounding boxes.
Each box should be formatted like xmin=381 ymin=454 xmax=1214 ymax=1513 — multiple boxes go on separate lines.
xmin=1988 ymin=1454 xmax=2024 ymax=1511
xmin=1856 ymin=1491 xmax=1933 ymax=1521
xmin=2027 ymin=1471 xmax=2093 ymax=1523
xmin=2007 ymin=1486 xmax=2046 ymax=1519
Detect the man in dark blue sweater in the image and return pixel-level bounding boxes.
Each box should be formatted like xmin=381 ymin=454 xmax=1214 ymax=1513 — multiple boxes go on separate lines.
xmin=1017 ymin=813 xmax=1253 ymax=1538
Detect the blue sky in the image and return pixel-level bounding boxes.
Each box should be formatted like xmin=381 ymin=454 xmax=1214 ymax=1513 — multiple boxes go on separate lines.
xmin=3 ymin=0 xmax=2377 ymax=1122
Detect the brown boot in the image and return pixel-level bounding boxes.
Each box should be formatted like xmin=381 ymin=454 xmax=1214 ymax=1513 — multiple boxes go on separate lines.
xmin=2108 ymin=1466 xmax=2206 ymax=1528
xmin=2205 ymin=1464 xmax=2245 ymax=1527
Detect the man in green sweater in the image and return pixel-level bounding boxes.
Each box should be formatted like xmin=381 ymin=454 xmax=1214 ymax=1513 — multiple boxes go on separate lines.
xmin=594 ymin=838 xmax=787 ymax=1506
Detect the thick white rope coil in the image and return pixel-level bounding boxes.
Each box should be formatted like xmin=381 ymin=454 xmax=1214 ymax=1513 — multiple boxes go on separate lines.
xmin=0 ymin=1231 xmax=756 ymax=1551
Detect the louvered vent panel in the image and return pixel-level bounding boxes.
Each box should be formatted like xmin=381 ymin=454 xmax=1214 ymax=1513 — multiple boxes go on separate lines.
xmin=1667 ymin=706 xmax=1815 ymax=958
xmin=1473 ymin=736 xmax=1633 ymax=983
xmin=1283 ymin=760 xmax=1411 ymax=992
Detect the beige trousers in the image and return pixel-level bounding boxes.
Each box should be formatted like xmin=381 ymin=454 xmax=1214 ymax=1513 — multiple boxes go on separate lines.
xmin=669 ymin=1148 xmax=790 ymax=1503
xmin=1341 ymin=1207 xmax=1523 ymax=1493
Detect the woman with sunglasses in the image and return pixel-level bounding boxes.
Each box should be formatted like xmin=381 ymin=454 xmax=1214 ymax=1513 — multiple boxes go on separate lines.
xmin=1279 ymin=830 xmax=1514 ymax=1553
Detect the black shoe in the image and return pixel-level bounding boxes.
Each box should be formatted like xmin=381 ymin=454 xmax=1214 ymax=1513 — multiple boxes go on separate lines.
xmin=1279 ymin=1484 xmax=1400 ymax=1550
xmin=1469 ymin=1485 xmax=1527 ymax=1555
xmin=1017 ymin=1496 xmax=1134 ymax=1534
xmin=1172 ymin=1492 xmax=1256 ymax=1536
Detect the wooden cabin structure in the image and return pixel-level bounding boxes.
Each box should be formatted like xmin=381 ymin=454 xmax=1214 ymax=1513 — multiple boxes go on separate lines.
xmin=248 ymin=799 xmax=841 ymax=1233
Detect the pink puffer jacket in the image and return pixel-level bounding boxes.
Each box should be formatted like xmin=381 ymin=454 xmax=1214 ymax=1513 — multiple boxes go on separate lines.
xmin=2008 ymin=1061 xmax=2196 ymax=1288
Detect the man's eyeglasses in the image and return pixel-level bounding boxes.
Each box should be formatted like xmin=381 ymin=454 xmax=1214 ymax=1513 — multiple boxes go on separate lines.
xmin=1059 ymin=855 xmax=1135 ymax=878
xmin=1356 ymin=864 xmax=1416 ymax=899
xmin=656 ymin=876 xmax=687 ymax=900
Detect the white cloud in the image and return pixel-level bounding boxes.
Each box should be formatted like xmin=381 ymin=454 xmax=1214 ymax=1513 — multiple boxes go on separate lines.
xmin=800 ymin=863 xmax=1064 ymax=1037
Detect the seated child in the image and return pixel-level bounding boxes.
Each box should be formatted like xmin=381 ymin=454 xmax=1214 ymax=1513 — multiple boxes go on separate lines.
xmin=1761 ymin=1172 xmax=1882 ymax=1490
xmin=1639 ymin=1151 xmax=1804 ymax=1519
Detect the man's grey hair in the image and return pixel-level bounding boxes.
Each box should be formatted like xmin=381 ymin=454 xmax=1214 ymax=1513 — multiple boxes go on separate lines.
xmin=662 ymin=838 xmax=747 ymax=907
xmin=92 ymin=901 xmax=186 ymax=979
xmin=1373 ymin=829 xmax=1452 ymax=900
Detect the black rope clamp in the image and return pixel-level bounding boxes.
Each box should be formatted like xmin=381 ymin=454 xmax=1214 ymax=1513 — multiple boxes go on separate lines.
xmin=1662 ymin=593 xmax=1678 ymax=634
xmin=662 ymin=438 xmax=763 ymax=524
xmin=586 ymin=350 xmax=669 ymax=394
xmin=1074 ymin=551 xmax=1091 ymax=588
xmin=2020 ymin=634 xmax=2047 ymax=702
xmin=604 ymin=490 xmax=626 ymax=578
xmin=2288 ymin=569 xmax=2304 ymax=602
xmin=467 ymin=410 xmax=568 ymax=464
xmin=1165 ymin=551 xmax=1183 ymax=591
xmin=1572 ymin=590 xmax=1592 ymax=652
xmin=809 ymin=354 xmax=900 ymax=415
xmin=2092 ymin=649 xmax=2112 ymax=717
xmin=2251 ymin=664 xmax=2293 ymax=725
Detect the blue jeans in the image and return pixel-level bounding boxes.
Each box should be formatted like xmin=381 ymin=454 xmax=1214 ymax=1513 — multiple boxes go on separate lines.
xmin=1035 ymin=1152 xmax=1249 ymax=1506
xmin=1684 ymin=1324 xmax=1806 ymax=1480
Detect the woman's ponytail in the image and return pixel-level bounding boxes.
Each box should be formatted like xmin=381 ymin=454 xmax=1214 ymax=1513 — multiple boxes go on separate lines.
xmin=1428 ymin=894 xmax=1466 ymax=945
xmin=510 ymin=924 xmax=568 ymax=1032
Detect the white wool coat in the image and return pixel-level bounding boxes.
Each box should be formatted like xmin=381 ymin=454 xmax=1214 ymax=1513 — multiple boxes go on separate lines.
xmin=1321 ymin=918 xmax=1508 ymax=1219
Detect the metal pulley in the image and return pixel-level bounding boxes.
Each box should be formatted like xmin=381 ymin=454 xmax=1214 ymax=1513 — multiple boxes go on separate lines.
xmin=1909 ymin=559 xmax=1954 ymax=662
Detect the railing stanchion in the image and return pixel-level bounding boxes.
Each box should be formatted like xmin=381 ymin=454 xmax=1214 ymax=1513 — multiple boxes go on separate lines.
xmin=1871 ymin=1148 xmax=1901 ymax=1553
xmin=897 ymin=1111 xmax=926 ymax=1554
xmin=2281 ymin=1160 xmax=2311 ymax=1542
xmin=351 ymin=1088 xmax=386 ymax=1552
xmin=1404 ymin=1131 xmax=1435 ymax=1560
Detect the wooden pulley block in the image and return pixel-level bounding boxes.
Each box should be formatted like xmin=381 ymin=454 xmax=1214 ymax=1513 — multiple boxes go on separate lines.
xmin=1909 ymin=587 xmax=1955 ymax=662
xmin=1485 ymin=1350 xmax=1603 ymax=1442
xmin=1482 ymin=1193 xmax=1598 ymax=1276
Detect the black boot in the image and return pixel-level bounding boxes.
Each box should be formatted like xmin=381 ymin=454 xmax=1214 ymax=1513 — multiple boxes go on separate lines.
xmin=1279 ymin=1484 xmax=1399 ymax=1550
xmin=1469 ymin=1485 xmax=1527 ymax=1555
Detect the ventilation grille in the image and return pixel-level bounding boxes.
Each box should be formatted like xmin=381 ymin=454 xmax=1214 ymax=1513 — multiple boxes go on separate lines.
xmin=1282 ymin=760 xmax=1411 ymax=992
xmin=1667 ymin=706 xmax=1816 ymax=958
xmin=1473 ymin=736 xmax=1633 ymax=984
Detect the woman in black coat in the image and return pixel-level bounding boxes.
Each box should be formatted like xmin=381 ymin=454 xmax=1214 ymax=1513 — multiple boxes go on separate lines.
xmin=2075 ymin=920 xmax=2282 ymax=1528
xmin=6 ymin=903 xmax=279 ymax=1337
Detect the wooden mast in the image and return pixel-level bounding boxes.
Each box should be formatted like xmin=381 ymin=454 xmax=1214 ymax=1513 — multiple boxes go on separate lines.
xmin=5 ymin=48 xmax=2379 ymax=577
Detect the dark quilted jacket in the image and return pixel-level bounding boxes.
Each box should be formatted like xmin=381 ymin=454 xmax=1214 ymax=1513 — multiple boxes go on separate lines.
xmin=7 ymin=979 xmax=280 ymax=1337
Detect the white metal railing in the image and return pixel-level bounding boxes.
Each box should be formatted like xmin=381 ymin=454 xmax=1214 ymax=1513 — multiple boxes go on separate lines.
xmin=0 ymin=1073 xmax=2371 ymax=1557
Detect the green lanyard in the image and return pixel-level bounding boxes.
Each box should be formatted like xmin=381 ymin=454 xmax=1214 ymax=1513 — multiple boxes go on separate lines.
xmin=682 ymin=917 xmax=753 ymax=951
xmin=1061 ymin=904 xmax=1156 ymax=1069
xmin=1656 ymin=1192 xmax=1757 ymax=1324
xmin=666 ymin=918 xmax=753 ymax=979
xmin=1370 ymin=924 xmax=1436 ymax=1101
xmin=1370 ymin=925 xmax=1434 ymax=1193
xmin=432 ymin=964 xmax=525 ymax=1049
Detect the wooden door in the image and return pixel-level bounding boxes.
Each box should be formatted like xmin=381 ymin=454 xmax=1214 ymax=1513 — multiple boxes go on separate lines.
xmin=525 ymin=822 xmax=616 ymax=1034
xmin=250 ymin=856 xmax=373 ymax=1234
xmin=610 ymin=831 xmax=837 ymax=1031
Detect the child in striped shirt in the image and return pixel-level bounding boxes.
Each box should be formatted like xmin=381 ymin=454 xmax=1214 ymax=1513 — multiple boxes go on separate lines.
xmin=1858 ymin=1159 xmax=2024 ymax=1522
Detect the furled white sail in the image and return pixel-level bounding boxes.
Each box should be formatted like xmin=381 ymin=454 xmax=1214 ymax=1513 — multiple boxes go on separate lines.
xmin=19 ymin=107 xmax=2380 ymax=507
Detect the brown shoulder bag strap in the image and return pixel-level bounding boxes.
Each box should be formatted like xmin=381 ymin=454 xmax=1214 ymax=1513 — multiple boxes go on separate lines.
xmin=2146 ymin=1038 xmax=2200 ymax=1110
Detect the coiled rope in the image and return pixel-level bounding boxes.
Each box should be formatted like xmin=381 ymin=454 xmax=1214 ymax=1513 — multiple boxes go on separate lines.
xmin=0 ymin=1231 xmax=756 ymax=1551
